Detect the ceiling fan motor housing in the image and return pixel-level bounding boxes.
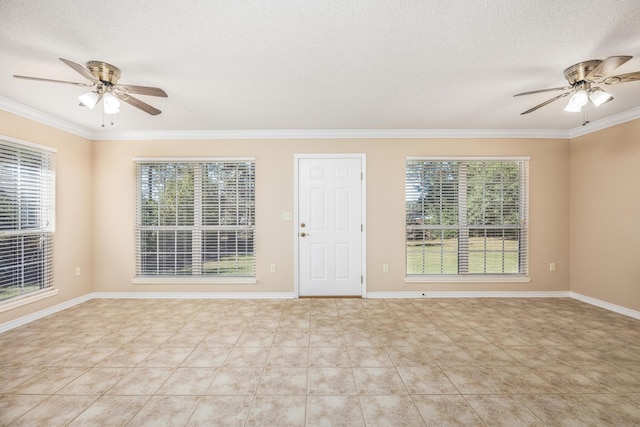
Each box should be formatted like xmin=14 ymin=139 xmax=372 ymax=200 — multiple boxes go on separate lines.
xmin=563 ymin=60 xmax=601 ymax=85
xmin=87 ymin=61 xmax=121 ymax=85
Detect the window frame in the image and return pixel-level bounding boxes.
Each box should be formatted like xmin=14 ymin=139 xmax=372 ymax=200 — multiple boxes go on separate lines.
xmin=133 ymin=157 xmax=256 ymax=284
xmin=405 ymin=156 xmax=530 ymax=282
xmin=0 ymin=137 xmax=56 ymax=305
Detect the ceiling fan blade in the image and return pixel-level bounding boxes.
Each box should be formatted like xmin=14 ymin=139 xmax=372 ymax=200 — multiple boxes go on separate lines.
xmin=117 ymin=93 xmax=161 ymax=115
xmin=586 ymin=55 xmax=632 ymax=80
xmin=116 ymin=84 xmax=167 ymax=97
xmin=604 ymin=71 xmax=640 ymax=84
xmin=59 ymin=58 xmax=98 ymax=82
xmin=520 ymin=91 xmax=572 ymax=115
xmin=13 ymin=75 xmax=90 ymax=87
xmin=513 ymin=86 xmax=572 ymax=97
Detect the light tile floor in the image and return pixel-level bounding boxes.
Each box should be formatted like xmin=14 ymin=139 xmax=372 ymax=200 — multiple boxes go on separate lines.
xmin=1 ymin=297 xmax=640 ymax=426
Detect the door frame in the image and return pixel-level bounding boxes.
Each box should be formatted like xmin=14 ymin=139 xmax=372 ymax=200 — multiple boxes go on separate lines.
xmin=293 ymin=153 xmax=367 ymax=298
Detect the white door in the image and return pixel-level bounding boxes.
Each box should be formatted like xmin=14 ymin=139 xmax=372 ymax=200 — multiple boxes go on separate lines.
xmin=297 ymin=156 xmax=364 ymax=297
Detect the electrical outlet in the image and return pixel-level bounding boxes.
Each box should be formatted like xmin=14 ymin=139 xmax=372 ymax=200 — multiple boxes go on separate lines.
xmin=549 ymin=263 xmax=556 ymax=272
xmin=75 ymin=267 xmax=81 ymax=276
xmin=382 ymin=264 xmax=389 ymax=273
xmin=270 ymin=264 xmax=277 ymax=273
xmin=283 ymin=212 xmax=292 ymax=221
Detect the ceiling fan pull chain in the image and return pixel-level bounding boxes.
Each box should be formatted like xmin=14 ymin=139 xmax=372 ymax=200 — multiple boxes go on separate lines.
xmin=582 ymin=106 xmax=590 ymax=126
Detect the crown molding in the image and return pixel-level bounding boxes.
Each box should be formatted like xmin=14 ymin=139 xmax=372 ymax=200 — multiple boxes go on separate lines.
xmin=569 ymin=105 xmax=640 ymax=138
xmin=92 ymin=128 xmax=570 ymax=140
xmin=0 ymin=96 xmax=94 ymax=139
xmin=2 ymin=95 xmax=639 ymax=141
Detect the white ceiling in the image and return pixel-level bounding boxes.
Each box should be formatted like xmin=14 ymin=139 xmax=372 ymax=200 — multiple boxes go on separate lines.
xmin=2 ymin=0 xmax=640 ymax=139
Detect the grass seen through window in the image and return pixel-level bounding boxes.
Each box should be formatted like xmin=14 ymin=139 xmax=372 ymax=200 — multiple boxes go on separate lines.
xmin=407 ymin=237 xmax=520 ymax=275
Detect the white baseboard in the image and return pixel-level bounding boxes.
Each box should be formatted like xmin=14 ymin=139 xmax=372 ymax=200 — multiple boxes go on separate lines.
xmin=0 ymin=288 xmax=59 ymax=314
xmin=570 ymin=292 xmax=640 ymax=320
xmin=91 ymin=292 xmax=296 ymax=299
xmin=366 ymin=292 xmax=423 ymax=299
xmin=366 ymin=291 xmax=571 ymax=299
xmin=2 ymin=290 xmax=638 ymax=334
xmin=0 ymin=292 xmax=294 ymax=333
xmin=0 ymin=293 xmax=92 ymax=334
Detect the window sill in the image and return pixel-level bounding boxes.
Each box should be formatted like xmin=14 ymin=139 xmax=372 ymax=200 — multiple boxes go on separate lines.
xmin=405 ymin=275 xmax=531 ymax=284
xmin=132 ymin=276 xmax=257 ymax=285
xmin=0 ymin=287 xmax=59 ymax=313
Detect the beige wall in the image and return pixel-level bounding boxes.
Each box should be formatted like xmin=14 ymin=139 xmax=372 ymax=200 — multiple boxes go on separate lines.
xmin=92 ymin=137 xmax=570 ymax=295
xmin=0 ymin=111 xmax=93 ymax=325
xmin=0 ymin=109 xmax=581 ymax=326
xmin=570 ymin=119 xmax=640 ymax=311
xmin=4 ymin=108 xmax=639 ymax=319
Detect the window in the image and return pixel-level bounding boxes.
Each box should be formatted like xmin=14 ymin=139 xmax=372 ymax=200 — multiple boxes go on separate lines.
xmin=0 ymin=139 xmax=55 ymax=302
xmin=406 ymin=158 xmax=528 ymax=277
xmin=135 ymin=159 xmax=255 ymax=279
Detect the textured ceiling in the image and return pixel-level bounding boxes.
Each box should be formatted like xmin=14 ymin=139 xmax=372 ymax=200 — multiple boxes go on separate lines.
xmin=1 ymin=0 xmax=640 ymax=138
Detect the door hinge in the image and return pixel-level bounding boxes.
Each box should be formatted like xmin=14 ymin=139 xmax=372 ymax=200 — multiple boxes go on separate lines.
xmin=361 ymin=224 xmax=363 ymax=232
xmin=360 ymin=275 xmax=363 ymax=284
xmin=361 ymin=172 xmax=363 ymax=180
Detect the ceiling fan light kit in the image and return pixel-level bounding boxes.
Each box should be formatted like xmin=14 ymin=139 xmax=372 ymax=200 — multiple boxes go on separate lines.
xmin=514 ymin=55 xmax=640 ymax=115
xmin=13 ymin=58 xmax=168 ymax=126
xmin=102 ymin=93 xmax=121 ymax=114
xmin=78 ymin=91 xmax=101 ymax=109
xmin=564 ymin=96 xmax=585 ymax=112
xmin=588 ymin=89 xmax=613 ymax=107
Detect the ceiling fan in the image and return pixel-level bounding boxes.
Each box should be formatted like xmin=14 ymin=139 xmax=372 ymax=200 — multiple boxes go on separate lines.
xmin=13 ymin=58 xmax=167 ymax=117
xmin=514 ymin=55 xmax=640 ymax=115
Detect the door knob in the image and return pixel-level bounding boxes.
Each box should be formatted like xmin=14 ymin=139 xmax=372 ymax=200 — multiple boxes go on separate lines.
xmin=300 ymin=223 xmax=306 ymax=228
xmin=300 ymin=232 xmax=308 ymax=237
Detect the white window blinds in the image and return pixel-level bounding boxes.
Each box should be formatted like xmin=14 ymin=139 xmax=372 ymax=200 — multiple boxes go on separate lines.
xmin=0 ymin=139 xmax=55 ymax=301
xmin=406 ymin=158 xmax=528 ymax=276
xmin=135 ymin=159 xmax=256 ymax=278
